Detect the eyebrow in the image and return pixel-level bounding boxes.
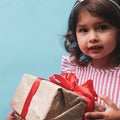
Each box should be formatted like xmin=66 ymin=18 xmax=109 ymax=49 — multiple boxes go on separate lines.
xmin=76 ymin=25 xmax=86 ymax=28
xmin=76 ymin=21 xmax=107 ymax=28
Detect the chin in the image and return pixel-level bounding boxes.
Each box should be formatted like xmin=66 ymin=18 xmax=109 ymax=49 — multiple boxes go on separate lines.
xmin=91 ymin=56 xmax=105 ymax=59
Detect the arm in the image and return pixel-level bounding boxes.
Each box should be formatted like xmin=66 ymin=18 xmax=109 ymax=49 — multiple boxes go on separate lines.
xmin=85 ymin=95 xmax=120 ymax=120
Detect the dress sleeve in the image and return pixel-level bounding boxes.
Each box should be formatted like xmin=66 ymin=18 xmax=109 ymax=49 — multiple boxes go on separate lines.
xmin=60 ymin=55 xmax=77 ymax=73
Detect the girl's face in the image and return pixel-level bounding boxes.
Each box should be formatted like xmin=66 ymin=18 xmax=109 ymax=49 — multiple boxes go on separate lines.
xmin=76 ymin=10 xmax=118 ymax=60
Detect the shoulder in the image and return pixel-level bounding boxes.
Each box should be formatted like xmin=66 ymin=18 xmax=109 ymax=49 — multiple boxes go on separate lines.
xmin=60 ymin=55 xmax=77 ymax=73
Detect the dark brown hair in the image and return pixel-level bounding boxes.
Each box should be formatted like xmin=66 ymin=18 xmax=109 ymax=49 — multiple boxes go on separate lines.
xmin=64 ymin=0 xmax=120 ymax=66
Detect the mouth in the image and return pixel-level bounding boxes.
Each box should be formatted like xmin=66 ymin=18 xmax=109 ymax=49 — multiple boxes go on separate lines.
xmin=88 ymin=45 xmax=103 ymax=50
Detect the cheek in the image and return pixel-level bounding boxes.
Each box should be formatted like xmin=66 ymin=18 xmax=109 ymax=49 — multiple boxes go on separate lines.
xmin=107 ymin=41 xmax=116 ymax=51
xmin=77 ymin=40 xmax=87 ymax=52
xmin=76 ymin=34 xmax=88 ymax=51
xmin=104 ymin=37 xmax=117 ymax=52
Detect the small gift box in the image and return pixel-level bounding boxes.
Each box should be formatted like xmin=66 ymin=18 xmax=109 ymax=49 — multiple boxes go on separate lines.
xmin=10 ymin=73 xmax=97 ymax=120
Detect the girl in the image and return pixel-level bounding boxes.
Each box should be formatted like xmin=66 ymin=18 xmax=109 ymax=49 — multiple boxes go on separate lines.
xmin=61 ymin=0 xmax=120 ymax=119
xmin=7 ymin=0 xmax=120 ymax=119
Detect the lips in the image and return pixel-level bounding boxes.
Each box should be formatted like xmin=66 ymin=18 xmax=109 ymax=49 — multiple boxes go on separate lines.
xmin=88 ymin=45 xmax=103 ymax=50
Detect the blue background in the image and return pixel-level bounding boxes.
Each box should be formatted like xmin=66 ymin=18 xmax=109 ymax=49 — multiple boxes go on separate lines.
xmin=0 ymin=0 xmax=75 ymax=119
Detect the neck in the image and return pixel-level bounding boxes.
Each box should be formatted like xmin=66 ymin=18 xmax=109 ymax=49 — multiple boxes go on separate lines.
xmin=91 ymin=55 xmax=120 ymax=70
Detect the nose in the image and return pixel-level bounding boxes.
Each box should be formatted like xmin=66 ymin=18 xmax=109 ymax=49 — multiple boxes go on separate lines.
xmin=88 ymin=31 xmax=99 ymax=43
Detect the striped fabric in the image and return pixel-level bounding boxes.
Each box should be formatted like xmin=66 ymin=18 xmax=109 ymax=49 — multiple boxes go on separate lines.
xmin=61 ymin=55 xmax=120 ymax=107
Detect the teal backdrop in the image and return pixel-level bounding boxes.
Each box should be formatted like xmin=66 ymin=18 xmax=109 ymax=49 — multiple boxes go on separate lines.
xmin=0 ymin=0 xmax=75 ymax=119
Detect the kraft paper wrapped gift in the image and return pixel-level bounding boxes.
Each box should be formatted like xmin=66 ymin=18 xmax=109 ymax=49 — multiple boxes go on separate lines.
xmin=10 ymin=73 xmax=97 ymax=120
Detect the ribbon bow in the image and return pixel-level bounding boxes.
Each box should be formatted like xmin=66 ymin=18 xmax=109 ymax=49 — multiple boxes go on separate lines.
xmin=49 ymin=73 xmax=98 ymax=112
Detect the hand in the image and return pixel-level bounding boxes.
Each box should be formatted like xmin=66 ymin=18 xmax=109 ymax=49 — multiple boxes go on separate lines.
xmin=94 ymin=102 xmax=106 ymax=112
xmin=6 ymin=110 xmax=25 ymax=120
xmin=85 ymin=95 xmax=120 ymax=120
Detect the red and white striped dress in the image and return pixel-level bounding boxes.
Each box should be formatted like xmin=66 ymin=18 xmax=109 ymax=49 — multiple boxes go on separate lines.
xmin=61 ymin=55 xmax=120 ymax=107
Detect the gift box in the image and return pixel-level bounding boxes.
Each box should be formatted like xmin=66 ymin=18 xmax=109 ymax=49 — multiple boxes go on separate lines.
xmin=10 ymin=73 xmax=97 ymax=120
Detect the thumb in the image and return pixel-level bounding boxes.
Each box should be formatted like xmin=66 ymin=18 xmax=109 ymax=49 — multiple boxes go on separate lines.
xmin=85 ymin=111 xmax=104 ymax=119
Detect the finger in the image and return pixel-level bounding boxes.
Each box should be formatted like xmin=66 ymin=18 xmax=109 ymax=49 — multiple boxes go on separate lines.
xmin=99 ymin=95 xmax=118 ymax=109
xmin=6 ymin=114 xmax=15 ymax=120
xmin=14 ymin=113 xmax=24 ymax=120
xmin=85 ymin=111 xmax=104 ymax=119
xmin=95 ymin=103 xmax=106 ymax=112
xmin=6 ymin=111 xmax=16 ymax=120
xmin=8 ymin=110 xmax=15 ymax=116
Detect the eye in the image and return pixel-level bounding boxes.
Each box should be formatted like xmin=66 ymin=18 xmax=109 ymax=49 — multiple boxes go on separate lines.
xmin=77 ymin=28 xmax=88 ymax=33
xmin=97 ymin=25 xmax=108 ymax=31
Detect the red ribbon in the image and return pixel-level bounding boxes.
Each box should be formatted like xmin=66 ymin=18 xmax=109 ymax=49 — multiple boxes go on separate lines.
xmin=21 ymin=78 xmax=42 ymax=118
xmin=49 ymin=73 xmax=98 ymax=112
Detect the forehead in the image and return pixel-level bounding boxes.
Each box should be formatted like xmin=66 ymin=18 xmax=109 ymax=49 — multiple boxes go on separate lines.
xmin=77 ymin=9 xmax=105 ymax=25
